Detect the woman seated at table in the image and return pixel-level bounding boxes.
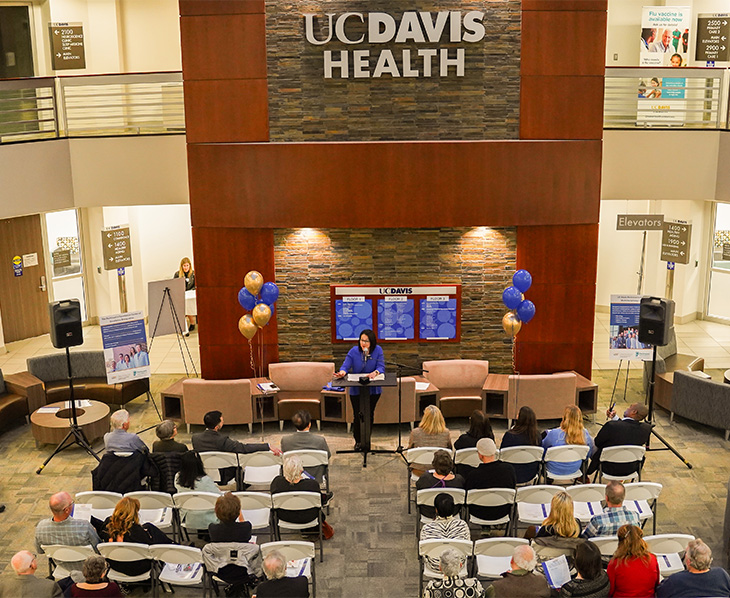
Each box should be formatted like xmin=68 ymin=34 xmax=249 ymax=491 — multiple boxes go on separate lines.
xmin=559 ymin=541 xmax=610 ymax=597
xmin=69 ymin=555 xmax=123 ymax=597
xmin=175 ymin=451 xmax=222 ymax=531
xmin=454 ymin=410 xmax=494 ymax=450
xmin=101 ymin=497 xmax=174 ymax=576
xmin=500 ymin=405 xmax=542 ymax=484
xmin=607 ymin=524 xmax=659 ymax=598
xmin=415 ymin=450 xmax=465 ymax=519
xmin=542 ymin=405 xmax=595 ymax=481
xmin=535 ymin=490 xmax=581 ymax=539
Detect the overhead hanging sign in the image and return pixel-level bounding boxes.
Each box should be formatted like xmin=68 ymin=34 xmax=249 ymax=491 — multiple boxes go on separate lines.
xmin=696 ymin=14 xmax=730 ymax=62
xmin=49 ymin=22 xmax=86 ymax=70
xmin=616 ymin=214 xmax=665 ymax=230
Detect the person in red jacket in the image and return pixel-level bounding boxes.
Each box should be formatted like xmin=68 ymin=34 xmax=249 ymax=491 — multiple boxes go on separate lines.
xmin=607 ymin=524 xmax=660 ymax=598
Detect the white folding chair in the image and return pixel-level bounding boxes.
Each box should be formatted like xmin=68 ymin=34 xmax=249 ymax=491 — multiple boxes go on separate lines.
xmin=202 ymin=541 xmax=262 ymax=596
xmin=499 ymin=446 xmax=544 ymax=486
xmin=283 ymin=450 xmax=330 ymax=488
xmin=172 ymin=491 xmax=220 ymax=539
xmin=465 ymin=488 xmax=516 ymax=535
xmin=234 ymin=491 xmax=274 ymax=541
xmin=595 ymin=445 xmax=646 ymax=482
xmin=514 ymin=485 xmax=564 ymax=536
xmin=415 ymin=488 xmax=466 ymax=535
xmin=405 ymin=447 xmax=454 ymax=514
xmin=75 ymin=490 xmax=123 ymax=521
xmin=271 ymin=491 xmax=324 ymax=562
xmin=418 ymin=538 xmax=473 ymax=597
xmin=261 ymin=541 xmax=317 ymax=598
xmin=41 ymin=544 xmax=96 ymax=580
xmin=543 ymin=445 xmax=590 ymax=484
xmin=240 ymin=452 xmax=283 ymax=490
xmin=199 ymin=451 xmax=242 ymax=489
xmin=454 ymin=448 xmax=480 ymax=477
xmin=125 ymin=490 xmax=177 ymax=542
xmin=624 ymin=482 xmax=662 ymax=535
xmin=644 ymin=534 xmax=695 ymax=577
xmin=97 ymin=542 xmax=153 ymax=585
xmin=566 ymin=484 xmax=606 ymax=524
xmin=473 ymin=537 xmax=529 ymax=580
xmin=150 ymin=544 xmax=206 ymax=594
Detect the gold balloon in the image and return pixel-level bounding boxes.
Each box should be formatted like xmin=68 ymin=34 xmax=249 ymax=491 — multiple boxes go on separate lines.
xmin=252 ymin=303 xmax=272 ymax=328
xmin=502 ymin=312 xmax=522 ymax=337
xmin=244 ymin=270 xmax=264 ymax=296
xmin=238 ymin=314 xmax=257 ymax=340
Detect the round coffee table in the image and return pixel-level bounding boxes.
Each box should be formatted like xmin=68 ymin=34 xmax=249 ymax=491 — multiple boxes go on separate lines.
xmin=725 ymin=369 xmax=730 ymax=385
xmin=31 ymin=400 xmax=110 ymax=447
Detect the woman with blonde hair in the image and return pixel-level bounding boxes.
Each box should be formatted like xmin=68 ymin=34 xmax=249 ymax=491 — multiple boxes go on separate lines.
xmin=607 ymin=524 xmax=659 ymax=597
xmin=408 ymin=405 xmax=452 ymax=449
xmin=542 ymin=405 xmax=594 ymax=479
xmin=173 ymin=256 xmax=196 ymax=333
xmin=535 ymin=490 xmax=581 ymax=538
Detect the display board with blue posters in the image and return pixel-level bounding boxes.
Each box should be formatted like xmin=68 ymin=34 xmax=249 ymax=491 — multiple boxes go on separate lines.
xmin=609 ymin=294 xmax=653 ymax=361
xmin=101 ymin=311 xmax=151 ymax=383
xmin=331 ymin=285 xmax=460 ymax=343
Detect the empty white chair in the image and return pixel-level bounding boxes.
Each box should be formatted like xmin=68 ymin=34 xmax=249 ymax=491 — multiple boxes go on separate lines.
xmin=261 ymin=541 xmax=317 ymax=598
xmin=234 ymin=491 xmax=274 ymax=541
xmin=199 ymin=451 xmax=242 ymax=489
xmin=624 ymin=482 xmax=662 ymax=535
xmin=543 ymin=445 xmax=590 ymax=484
xmin=465 ymin=488 xmax=516 ymax=534
xmin=75 ymin=491 xmax=123 ymax=521
xmin=644 ymin=534 xmax=695 ymax=577
xmin=241 ymin=452 xmax=282 ymax=490
xmin=473 ymin=537 xmax=529 ymax=580
xmin=596 ymin=445 xmax=646 ymax=482
xmin=418 ymin=538 xmax=473 ymax=597
xmin=97 ymin=542 xmax=153 ymax=585
xmin=41 ymin=544 xmax=96 ymax=580
xmin=150 ymin=544 xmax=206 ymax=593
xmin=499 ymin=446 xmax=544 ymax=486
xmin=271 ymin=491 xmax=324 ymax=562
xmin=566 ymin=484 xmax=606 ymax=524
xmin=405 ymin=447 xmax=454 ymax=514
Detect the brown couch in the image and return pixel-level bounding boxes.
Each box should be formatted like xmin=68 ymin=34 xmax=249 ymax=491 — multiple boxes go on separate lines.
xmin=24 ymin=351 xmax=149 ymax=407
xmin=0 ymin=369 xmax=45 ymax=429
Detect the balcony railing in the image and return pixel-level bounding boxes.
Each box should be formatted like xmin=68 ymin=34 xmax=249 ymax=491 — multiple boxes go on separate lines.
xmin=0 ymin=71 xmax=184 ymax=144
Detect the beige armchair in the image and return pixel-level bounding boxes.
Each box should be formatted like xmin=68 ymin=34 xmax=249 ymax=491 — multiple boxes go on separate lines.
xmin=181 ymin=378 xmax=253 ymax=433
xmin=422 ymin=359 xmax=489 ymax=418
xmin=268 ymin=362 xmax=335 ymax=429
xmin=507 ymin=372 xmax=577 ymax=421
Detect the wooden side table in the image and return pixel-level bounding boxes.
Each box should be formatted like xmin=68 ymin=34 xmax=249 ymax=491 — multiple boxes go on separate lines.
xmin=160 ymin=377 xmax=187 ymax=422
xmin=4 ymin=371 xmax=46 ymax=412
xmin=483 ymin=374 xmax=509 ymax=419
xmin=250 ymin=377 xmax=278 ymax=423
xmin=31 ymin=400 xmax=110 ymax=447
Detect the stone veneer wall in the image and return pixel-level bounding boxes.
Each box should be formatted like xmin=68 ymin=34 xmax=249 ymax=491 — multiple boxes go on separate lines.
xmin=265 ymin=0 xmax=521 ymax=141
xmin=274 ymin=228 xmax=516 ymax=372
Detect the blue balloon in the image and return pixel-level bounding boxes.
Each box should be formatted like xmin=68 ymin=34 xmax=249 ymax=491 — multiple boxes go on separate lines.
xmin=502 ymin=286 xmax=522 ymax=310
xmin=517 ymin=300 xmax=536 ymax=323
xmin=260 ymin=282 xmax=280 ymax=305
xmin=237 ymin=287 xmax=257 ymax=311
xmin=513 ymin=269 xmax=532 ymax=293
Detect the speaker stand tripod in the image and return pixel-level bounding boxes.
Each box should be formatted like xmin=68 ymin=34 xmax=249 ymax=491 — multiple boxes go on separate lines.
xmin=37 ymin=347 xmax=101 ymax=473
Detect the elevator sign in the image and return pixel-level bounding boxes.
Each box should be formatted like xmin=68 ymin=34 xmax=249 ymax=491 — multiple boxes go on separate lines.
xmin=102 ymin=226 xmax=132 ymax=270
xmin=661 ymin=221 xmax=692 ymax=264
xmin=696 ymin=14 xmax=730 ymax=63
xmin=49 ymin=22 xmax=86 ymax=70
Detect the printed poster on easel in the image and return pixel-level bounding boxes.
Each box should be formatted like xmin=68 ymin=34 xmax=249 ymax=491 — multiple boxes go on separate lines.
xmin=609 ymin=295 xmax=653 ymax=361
xmin=101 ymin=311 xmax=151 ymax=383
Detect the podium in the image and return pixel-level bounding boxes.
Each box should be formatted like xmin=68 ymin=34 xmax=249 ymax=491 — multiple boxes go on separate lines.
xmin=336 ymin=373 xmax=397 ymax=467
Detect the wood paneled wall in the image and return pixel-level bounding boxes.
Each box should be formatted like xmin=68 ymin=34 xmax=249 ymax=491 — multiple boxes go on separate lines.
xmin=180 ymin=0 xmax=606 ymax=380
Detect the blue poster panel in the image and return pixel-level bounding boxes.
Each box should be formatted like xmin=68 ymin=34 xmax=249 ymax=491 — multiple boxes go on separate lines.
xmin=420 ymin=297 xmax=457 ymax=340
xmin=609 ymin=294 xmax=653 ymax=361
xmin=377 ymin=297 xmax=414 ymax=340
xmin=100 ymin=311 xmax=151 ymax=383
xmin=335 ymin=297 xmax=372 ymax=340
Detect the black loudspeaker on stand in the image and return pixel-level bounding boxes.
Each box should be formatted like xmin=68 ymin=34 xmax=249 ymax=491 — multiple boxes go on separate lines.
xmin=639 ymin=297 xmax=691 ymax=470
xmin=37 ymin=300 xmax=101 ymax=474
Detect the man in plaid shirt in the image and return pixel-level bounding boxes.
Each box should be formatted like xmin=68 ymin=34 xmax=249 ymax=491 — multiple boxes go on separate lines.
xmin=35 ymin=492 xmax=100 ymax=555
xmin=582 ymin=481 xmax=640 ymax=538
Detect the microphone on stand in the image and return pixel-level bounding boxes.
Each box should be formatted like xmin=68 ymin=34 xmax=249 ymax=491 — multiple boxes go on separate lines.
xmin=362 ymin=347 xmax=369 ymax=364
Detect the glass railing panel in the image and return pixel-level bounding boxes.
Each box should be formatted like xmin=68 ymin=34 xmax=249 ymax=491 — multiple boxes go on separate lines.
xmin=0 ymin=77 xmax=58 ymax=143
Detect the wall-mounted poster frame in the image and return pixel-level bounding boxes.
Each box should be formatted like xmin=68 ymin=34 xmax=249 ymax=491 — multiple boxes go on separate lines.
xmin=331 ymin=284 xmax=461 ymax=343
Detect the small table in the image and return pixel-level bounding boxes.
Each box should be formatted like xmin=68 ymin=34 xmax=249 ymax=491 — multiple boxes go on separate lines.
xmin=725 ymin=370 xmax=730 ymax=385
xmin=31 ymin=400 xmax=110 ymax=447
xmin=160 ymin=377 xmax=186 ymax=422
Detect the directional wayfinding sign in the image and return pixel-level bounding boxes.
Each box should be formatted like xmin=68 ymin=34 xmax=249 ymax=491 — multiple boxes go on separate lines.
xmin=696 ymin=14 xmax=730 ymax=63
xmin=616 ymin=214 xmax=664 ymax=231
xmin=102 ymin=227 xmax=132 ymax=270
xmin=661 ymin=221 xmax=692 ymax=265
xmin=49 ymin=22 xmax=86 ymax=70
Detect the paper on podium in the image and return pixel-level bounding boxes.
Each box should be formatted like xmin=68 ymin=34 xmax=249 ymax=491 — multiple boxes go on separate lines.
xmin=347 ymin=373 xmax=384 ymax=382
xmin=415 ymin=382 xmax=431 ymax=391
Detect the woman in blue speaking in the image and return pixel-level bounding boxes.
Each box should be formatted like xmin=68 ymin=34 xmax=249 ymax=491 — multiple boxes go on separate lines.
xmin=334 ymin=328 xmax=385 ymax=451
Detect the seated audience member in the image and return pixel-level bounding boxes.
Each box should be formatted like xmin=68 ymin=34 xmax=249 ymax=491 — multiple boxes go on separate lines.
xmin=68 ymin=555 xmax=123 ymax=597
xmin=582 ymin=481 xmax=640 ymax=538
xmin=424 ymin=547 xmax=484 ymax=598
xmin=270 ymin=455 xmax=331 ymax=533
xmin=408 ymin=405 xmax=452 ymax=476
xmin=485 ymin=544 xmax=550 ymax=598
xmin=465 ymin=438 xmax=516 ymax=522
xmin=0 ymin=550 xmax=62 ymax=597
xmin=454 ymin=410 xmax=495 ymax=450
xmin=280 ymin=410 xmax=331 ymax=483
xmin=656 ymin=538 xmax=730 ymax=598
xmin=103 ymin=409 xmax=148 ymax=454
xmin=254 ymin=550 xmax=309 ymax=598
xmin=607 ymin=524 xmax=660 ymax=598
xmin=415 ymin=450 xmax=465 ymax=519
xmin=35 ymin=492 xmax=100 ymax=560
xmin=500 ymin=405 xmax=542 ymax=484
xmin=542 ymin=405 xmax=594 ymax=480
xmin=420 ymin=493 xmax=471 ymax=573
xmin=175 ymin=451 xmax=222 ymax=530
xmin=535 ymin=490 xmax=581 ymax=539
xmin=208 ymin=492 xmax=254 ymax=588
xmin=152 ymin=420 xmax=188 ymax=453
xmin=100 ymin=497 xmax=173 ymax=577
xmin=588 ymin=403 xmax=651 ymax=477
xmin=559 ymin=541 xmax=610 ymax=597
